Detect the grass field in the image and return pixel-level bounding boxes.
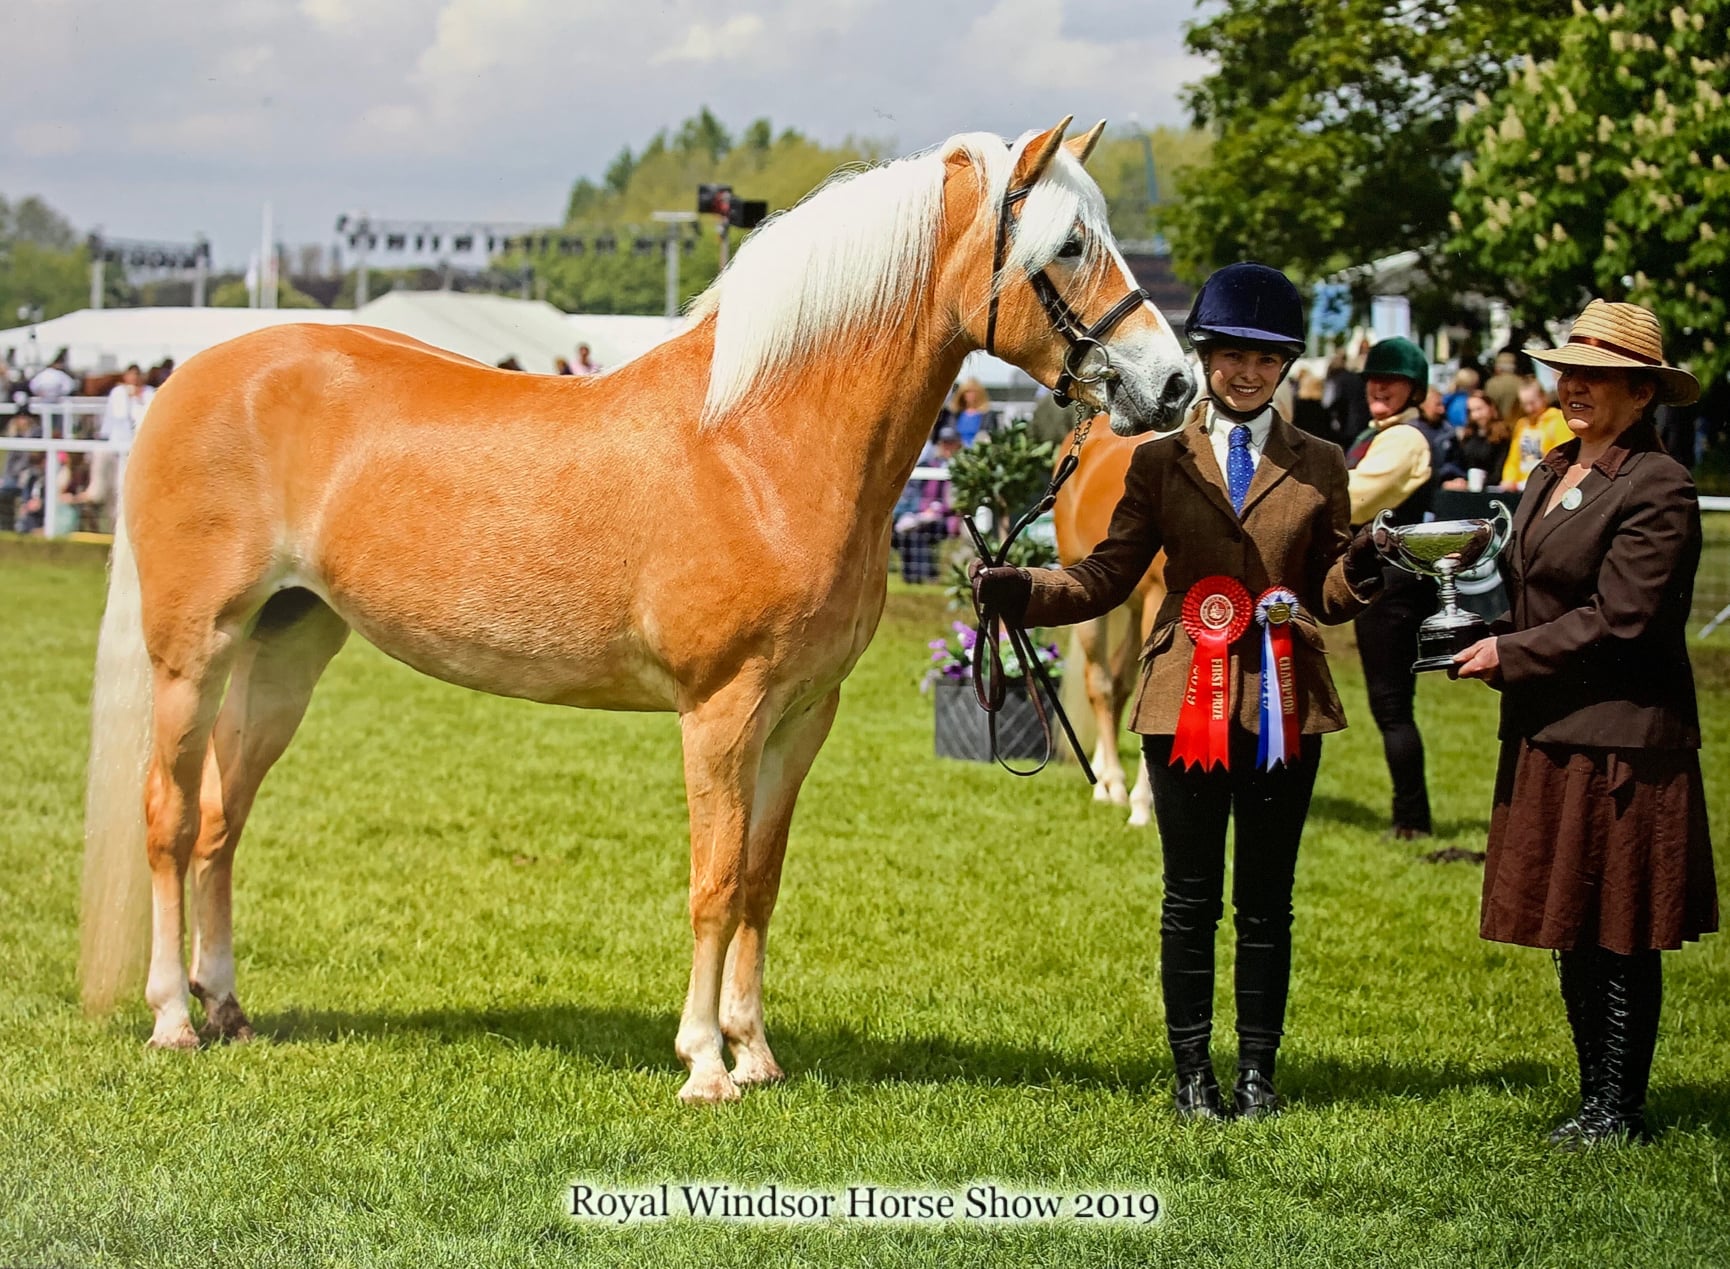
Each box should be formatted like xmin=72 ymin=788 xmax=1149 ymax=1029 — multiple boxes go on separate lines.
xmin=3 ymin=537 xmax=1729 ymax=1267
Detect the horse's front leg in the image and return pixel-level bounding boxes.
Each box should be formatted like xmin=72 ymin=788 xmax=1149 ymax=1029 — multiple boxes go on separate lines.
xmin=721 ymin=689 xmax=840 ymax=1087
xmin=674 ymin=679 xmax=772 ymax=1105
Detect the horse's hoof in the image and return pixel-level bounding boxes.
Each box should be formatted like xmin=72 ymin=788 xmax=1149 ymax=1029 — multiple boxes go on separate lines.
xmin=147 ymin=1022 xmax=201 ymax=1051
xmin=1127 ymin=808 xmax=1152 ymax=828
xmin=199 ymin=996 xmax=255 ymax=1043
xmin=1093 ymin=782 xmax=1112 ymax=803
xmin=678 ymin=1069 xmax=743 ymax=1105
xmin=731 ymin=1054 xmax=786 ymax=1087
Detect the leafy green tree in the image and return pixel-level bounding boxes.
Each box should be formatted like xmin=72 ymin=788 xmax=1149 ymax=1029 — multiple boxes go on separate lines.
xmin=545 ymin=110 xmax=881 ymax=313
xmin=0 ymin=195 xmax=79 ymax=251
xmin=538 ymin=110 xmax=1203 ymax=315
xmin=1084 ymin=127 xmax=1212 ymax=244
xmin=1451 ymin=0 xmax=1730 ymax=385
xmin=211 ymin=275 xmax=325 ymax=309
xmin=604 ymin=146 xmax=637 ymax=195
xmin=1162 ymin=0 xmax=1570 ymax=283
xmin=0 ymin=194 xmax=92 ymax=321
xmin=675 ymin=106 xmax=732 ymax=163
xmin=741 ymin=117 xmax=774 ymax=158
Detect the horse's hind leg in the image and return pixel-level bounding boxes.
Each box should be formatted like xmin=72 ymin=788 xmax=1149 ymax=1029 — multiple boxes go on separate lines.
xmin=189 ymin=593 xmax=349 ymax=1040
xmin=1080 ymin=615 xmax=1127 ymax=805
xmin=721 ymin=688 xmax=840 ymax=1088
xmin=675 ymin=677 xmax=774 ymax=1104
xmin=144 ymin=638 xmax=239 ymax=1049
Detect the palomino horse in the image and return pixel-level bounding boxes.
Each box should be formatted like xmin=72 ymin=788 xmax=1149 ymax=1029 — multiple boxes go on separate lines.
xmin=80 ymin=119 xmax=1195 ymax=1103
xmin=1052 ymin=418 xmax=1167 ymax=827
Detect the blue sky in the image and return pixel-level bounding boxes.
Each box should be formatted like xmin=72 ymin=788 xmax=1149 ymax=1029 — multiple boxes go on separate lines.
xmin=7 ymin=0 xmax=1207 ymax=269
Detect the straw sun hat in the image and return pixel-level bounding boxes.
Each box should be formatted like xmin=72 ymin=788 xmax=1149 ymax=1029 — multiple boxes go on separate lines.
xmin=1529 ymin=299 xmax=1700 ymax=406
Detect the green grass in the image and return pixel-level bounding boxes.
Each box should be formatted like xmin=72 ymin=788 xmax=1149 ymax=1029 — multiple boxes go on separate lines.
xmin=3 ymin=538 xmax=1729 ymax=1267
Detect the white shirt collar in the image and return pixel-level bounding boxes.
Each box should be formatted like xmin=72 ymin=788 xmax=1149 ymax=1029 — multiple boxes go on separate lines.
xmin=1205 ymin=402 xmax=1274 ymax=447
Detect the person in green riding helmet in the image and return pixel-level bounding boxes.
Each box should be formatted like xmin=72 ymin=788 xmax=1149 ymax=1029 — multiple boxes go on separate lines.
xmin=1345 ymin=336 xmax=1438 ymax=840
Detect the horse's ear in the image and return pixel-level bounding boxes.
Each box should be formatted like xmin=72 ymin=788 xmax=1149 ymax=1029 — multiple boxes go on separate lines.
xmin=1011 ymin=116 xmax=1073 ymax=188
xmin=1065 ymin=120 xmax=1107 ymax=166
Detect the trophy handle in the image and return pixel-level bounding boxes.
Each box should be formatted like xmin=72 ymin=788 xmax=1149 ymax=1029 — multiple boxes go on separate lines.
xmin=1487 ymin=500 xmax=1513 ymax=559
xmin=1370 ymin=509 xmax=1396 ymax=555
xmin=1370 ymin=509 xmax=1421 ymax=573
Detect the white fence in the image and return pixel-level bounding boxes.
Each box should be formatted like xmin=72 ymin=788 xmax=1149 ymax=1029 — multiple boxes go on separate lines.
xmin=0 ymin=399 xmax=123 ymax=539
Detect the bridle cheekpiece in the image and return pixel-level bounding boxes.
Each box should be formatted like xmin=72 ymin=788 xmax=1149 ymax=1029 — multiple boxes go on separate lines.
xmin=982 ymin=176 xmax=1152 ymax=408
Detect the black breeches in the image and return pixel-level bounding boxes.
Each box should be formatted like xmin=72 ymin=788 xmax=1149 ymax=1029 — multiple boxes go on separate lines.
xmin=1354 ymin=575 xmax=1436 ymax=832
xmin=1143 ymin=730 xmax=1323 ymax=1075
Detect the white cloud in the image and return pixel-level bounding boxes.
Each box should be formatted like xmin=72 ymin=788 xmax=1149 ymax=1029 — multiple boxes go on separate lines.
xmin=652 ymin=15 xmax=768 ymax=66
xmin=217 ymin=44 xmax=276 ymax=79
xmin=298 ymin=0 xmax=353 ymax=30
xmin=13 ymin=120 xmax=83 ymax=158
xmin=0 ymin=0 xmax=1207 ymax=265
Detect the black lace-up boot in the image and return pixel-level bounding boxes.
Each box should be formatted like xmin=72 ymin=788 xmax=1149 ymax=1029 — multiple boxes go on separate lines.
xmin=1547 ymin=950 xmax=1604 ymax=1146
xmin=1559 ymin=950 xmax=1660 ymax=1148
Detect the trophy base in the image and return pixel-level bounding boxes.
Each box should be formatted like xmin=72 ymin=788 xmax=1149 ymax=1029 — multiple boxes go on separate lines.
xmin=1411 ymin=619 xmax=1491 ymax=674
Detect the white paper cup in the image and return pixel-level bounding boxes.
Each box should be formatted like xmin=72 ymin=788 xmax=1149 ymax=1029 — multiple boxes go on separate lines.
xmin=1466 ymin=468 xmax=1487 ymax=492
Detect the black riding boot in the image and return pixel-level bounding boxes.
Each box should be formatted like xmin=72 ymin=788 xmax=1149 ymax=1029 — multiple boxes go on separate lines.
xmin=1563 ymin=949 xmax=1661 ymax=1147
xmin=1548 ymin=950 xmax=1604 ymax=1146
xmin=1171 ymin=1041 xmax=1229 ymax=1122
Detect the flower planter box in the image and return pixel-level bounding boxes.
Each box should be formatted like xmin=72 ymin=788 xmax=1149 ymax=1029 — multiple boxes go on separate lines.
xmin=932 ymin=677 xmax=1048 ymax=762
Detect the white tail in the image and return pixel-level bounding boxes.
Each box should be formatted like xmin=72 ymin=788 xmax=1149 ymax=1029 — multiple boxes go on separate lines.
xmin=80 ymin=514 xmax=154 ymax=1012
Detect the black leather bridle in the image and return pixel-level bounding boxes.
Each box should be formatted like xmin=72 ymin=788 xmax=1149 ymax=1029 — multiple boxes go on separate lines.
xmin=964 ymin=163 xmax=1160 ymax=782
xmin=982 ymin=176 xmax=1154 ymax=408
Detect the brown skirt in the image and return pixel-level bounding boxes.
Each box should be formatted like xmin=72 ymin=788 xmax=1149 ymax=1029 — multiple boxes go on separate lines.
xmin=1481 ymin=740 xmax=1717 ymax=954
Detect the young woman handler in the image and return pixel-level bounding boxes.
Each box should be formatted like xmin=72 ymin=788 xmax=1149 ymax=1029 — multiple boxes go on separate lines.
xmin=975 ymin=263 xmax=1384 ymax=1120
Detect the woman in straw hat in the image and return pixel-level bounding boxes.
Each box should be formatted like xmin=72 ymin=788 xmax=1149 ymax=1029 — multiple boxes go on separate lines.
xmin=1454 ymin=299 xmax=1716 ymax=1147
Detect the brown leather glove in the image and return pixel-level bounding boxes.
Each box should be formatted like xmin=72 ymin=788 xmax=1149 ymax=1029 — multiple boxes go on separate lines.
xmin=969 ymin=562 xmax=1033 ymax=625
xmin=1343 ymin=526 xmax=1384 ymax=590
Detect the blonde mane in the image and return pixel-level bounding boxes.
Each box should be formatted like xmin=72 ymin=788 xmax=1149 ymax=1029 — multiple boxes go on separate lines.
xmin=691 ymin=129 xmax=1116 ymax=424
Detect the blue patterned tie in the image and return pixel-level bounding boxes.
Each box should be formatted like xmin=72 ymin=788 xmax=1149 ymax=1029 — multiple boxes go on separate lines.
xmin=1227 ymin=424 xmax=1254 ymax=515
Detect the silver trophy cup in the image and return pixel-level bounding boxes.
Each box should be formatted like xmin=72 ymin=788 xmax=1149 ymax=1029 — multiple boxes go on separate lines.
xmin=1371 ymin=503 xmax=1513 ymax=673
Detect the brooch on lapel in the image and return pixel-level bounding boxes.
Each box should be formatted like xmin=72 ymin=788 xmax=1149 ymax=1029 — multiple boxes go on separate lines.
xmin=1560 ymin=487 xmax=1583 ymax=511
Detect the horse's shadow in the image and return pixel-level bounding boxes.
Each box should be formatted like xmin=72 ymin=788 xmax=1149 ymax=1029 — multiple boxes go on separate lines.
xmin=245 ymin=1000 xmax=1730 ymax=1135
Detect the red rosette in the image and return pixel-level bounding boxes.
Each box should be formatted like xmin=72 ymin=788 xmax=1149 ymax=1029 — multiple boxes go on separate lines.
xmin=1170 ymin=576 xmax=1252 ymax=772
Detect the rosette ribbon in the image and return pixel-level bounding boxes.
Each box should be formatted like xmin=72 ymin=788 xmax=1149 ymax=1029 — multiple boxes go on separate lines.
xmin=1254 ymin=588 xmax=1303 ymax=771
xmin=1169 ymin=576 xmax=1252 ymax=772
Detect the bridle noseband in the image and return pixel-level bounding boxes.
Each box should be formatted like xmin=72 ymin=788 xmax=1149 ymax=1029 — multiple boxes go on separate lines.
xmin=982 ymin=179 xmax=1153 ymax=408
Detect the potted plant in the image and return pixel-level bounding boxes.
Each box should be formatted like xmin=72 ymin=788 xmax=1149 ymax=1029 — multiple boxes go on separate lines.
xmin=925 ymin=621 xmax=1063 ymax=761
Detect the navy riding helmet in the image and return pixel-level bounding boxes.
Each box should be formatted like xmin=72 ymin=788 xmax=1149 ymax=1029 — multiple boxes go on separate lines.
xmin=1184 ymin=262 xmax=1306 ymax=355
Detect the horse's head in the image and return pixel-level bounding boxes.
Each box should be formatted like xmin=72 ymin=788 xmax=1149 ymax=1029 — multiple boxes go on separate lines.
xmin=944 ymin=118 xmax=1195 ymax=436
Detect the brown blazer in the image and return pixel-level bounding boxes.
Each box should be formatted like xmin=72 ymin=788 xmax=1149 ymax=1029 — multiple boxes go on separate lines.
xmin=1025 ymin=402 xmax=1377 ymax=735
xmin=1494 ymin=421 xmax=1702 ymax=749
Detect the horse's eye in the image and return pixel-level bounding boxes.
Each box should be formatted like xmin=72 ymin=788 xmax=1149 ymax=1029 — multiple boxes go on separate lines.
xmin=1057 ymin=236 xmax=1084 ymax=259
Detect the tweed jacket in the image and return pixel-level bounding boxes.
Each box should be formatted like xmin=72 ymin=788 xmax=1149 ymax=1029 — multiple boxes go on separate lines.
xmin=1493 ymin=421 xmax=1702 ymax=749
xmin=1025 ymin=401 xmax=1378 ymax=735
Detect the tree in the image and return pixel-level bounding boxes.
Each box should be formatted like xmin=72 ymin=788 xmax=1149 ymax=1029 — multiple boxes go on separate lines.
xmin=603 ymin=147 xmax=636 ymax=195
xmin=675 ymin=106 xmax=732 ymax=164
xmin=1085 ymin=127 xmax=1212 ymax=244
xmin=1161 ymin=0 xmax=1570 ymax=284
xmin=1451 ymin=0 xmax=1730 ymax=386
xmin=0 ymin=193 xmax=91 ymax=322
xmin=548 ymin=110 xmax=880 ymax=314
xmin=0 ymin=195 xmax=79 ymax=251
xmin=210 ymin=276 xmax=323 ymax=309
